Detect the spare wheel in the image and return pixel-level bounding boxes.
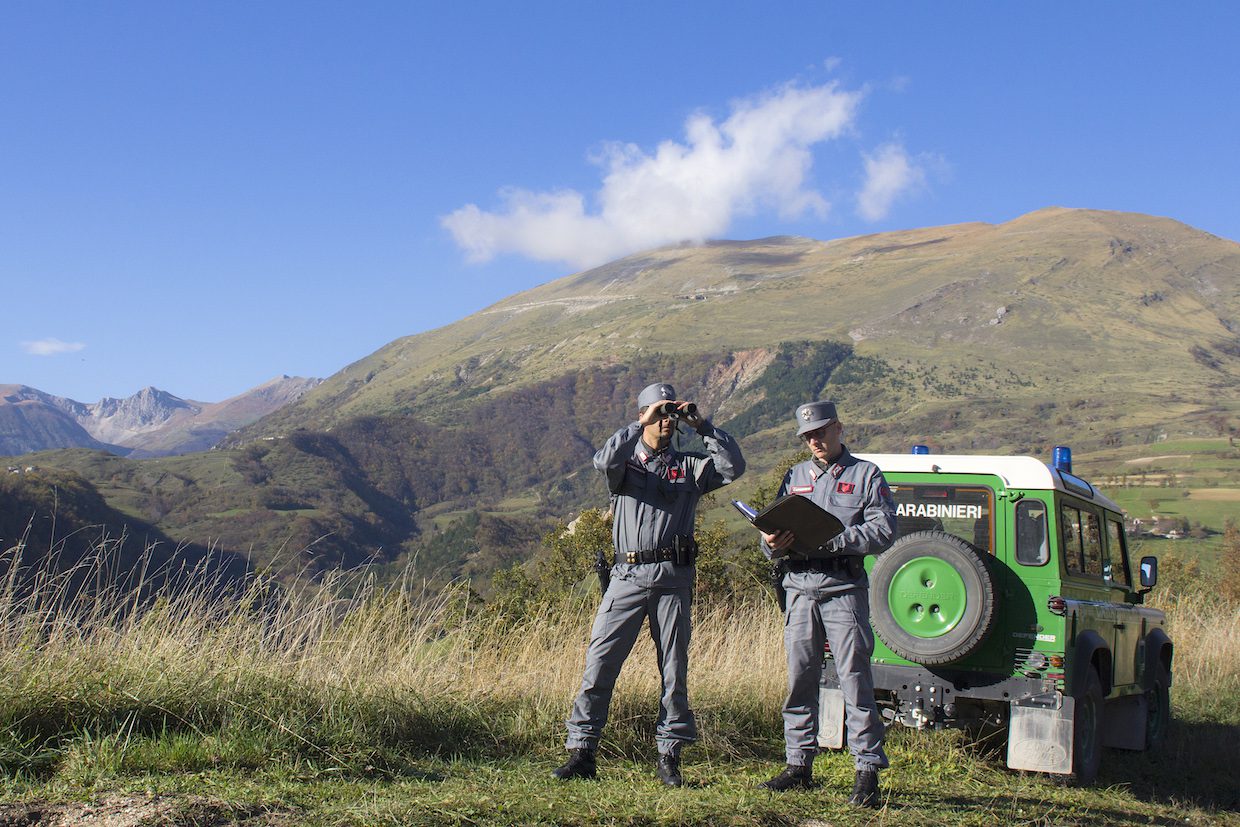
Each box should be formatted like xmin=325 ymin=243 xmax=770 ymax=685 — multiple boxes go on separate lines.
xmin=869 ymin=530 xmax=999 ymax=666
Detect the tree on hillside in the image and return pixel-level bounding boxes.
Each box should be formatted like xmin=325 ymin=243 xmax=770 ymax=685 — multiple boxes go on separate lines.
xmin=1220 ymin=518 xmax=1240 ymax=604
xmin=488 ymin=508 xmax=613 ymax=619
xmin=751 ymin=449 xmax=811 ymax=511
xmin=693 ymin=511 xmax=772 ymax=605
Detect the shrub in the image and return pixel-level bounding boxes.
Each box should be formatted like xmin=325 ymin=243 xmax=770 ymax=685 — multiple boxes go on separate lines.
xmin=1219 ymin=519 xmax=1240 ymax=604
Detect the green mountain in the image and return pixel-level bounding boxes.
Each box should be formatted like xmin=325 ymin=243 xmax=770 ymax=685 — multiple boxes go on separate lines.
xmin=0 ymin=465 xmax=249 ymax=598
xmin=12 ymin=208 xmax=1240 ymax=585
xmin=241 ymin=207 xmax=1240 ymax=438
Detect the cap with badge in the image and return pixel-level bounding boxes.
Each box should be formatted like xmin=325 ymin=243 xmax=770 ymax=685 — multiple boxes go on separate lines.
xmin=638 ymin=382 xmax=677 ymax=409
xmin=795 ymin=400 xmax=839 ymax=436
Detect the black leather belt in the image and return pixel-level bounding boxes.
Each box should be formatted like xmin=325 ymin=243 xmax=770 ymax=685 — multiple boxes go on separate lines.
xmin=620 ymin=536 xmax=697 ymax=565
xmin=783 ymin=556 xmax=850 ymax=574
xmin=622 ymin=548 xmax=678 ymax=564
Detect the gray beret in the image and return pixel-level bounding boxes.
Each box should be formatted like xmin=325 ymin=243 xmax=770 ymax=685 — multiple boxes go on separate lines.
xmin=638 ymin=382 xmax=677 ymax=408
xmin=795 ymin=400 xmax=838 ymax=436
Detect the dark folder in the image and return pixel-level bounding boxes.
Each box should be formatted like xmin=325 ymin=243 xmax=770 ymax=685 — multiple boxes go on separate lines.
xmin=732 ymin=494 xmax=846 ymax=558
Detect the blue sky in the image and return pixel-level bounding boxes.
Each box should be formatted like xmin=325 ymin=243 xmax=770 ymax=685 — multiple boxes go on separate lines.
xmin=3 ymin=2 xmax=1238 ymax=403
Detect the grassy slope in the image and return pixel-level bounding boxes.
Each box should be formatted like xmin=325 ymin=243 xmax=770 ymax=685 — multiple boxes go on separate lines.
xmin=244 ymin=208 xmax=1240 ymax=432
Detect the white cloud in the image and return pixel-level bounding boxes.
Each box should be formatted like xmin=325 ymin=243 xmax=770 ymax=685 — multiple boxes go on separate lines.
xmin=442 ymin=81 xmax=864 ymax=270
xmin=21 ymin=338 xmax=85 ymax=356
xmin=856 ymin=142 xmax=926 ymax=222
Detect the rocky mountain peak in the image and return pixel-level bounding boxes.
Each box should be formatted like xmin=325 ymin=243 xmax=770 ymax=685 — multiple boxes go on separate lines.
xmin=95 ymin=385 xmax=189 ymax=410
xmin=87 ymin=387 xmax=200 ymax=438
xmin=1 ymin=378 xmax=321 ymax=457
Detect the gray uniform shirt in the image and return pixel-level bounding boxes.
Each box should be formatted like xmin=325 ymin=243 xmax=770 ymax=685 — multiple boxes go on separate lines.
xmin=762 ymin=445 xmax=896 ymax=596
xmin=594 ymin=420 xmax=745 ymax=589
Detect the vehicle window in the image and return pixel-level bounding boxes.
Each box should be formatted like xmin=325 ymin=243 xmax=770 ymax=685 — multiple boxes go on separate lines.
xmin=1083 ymin=512 xmax=1104 ymax=576
xmin=1015 ymin=500 xmax=1049 ymax=566
xmin=1060 ymin=505 xmax=1085 ymax=573
xmin=1105 ymin=518 xmax=1131 ymax=587
xmin=890 ymin=485 xmax=993 ymax=553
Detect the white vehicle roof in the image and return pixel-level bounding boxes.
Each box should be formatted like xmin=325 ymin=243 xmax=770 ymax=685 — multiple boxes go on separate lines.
xmin=856 ymin=453 xmax=1122 ymax=513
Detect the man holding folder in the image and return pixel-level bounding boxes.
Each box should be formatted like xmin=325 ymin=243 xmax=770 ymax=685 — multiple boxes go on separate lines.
xmin=756 ymin=400 xmax=896 ymax=807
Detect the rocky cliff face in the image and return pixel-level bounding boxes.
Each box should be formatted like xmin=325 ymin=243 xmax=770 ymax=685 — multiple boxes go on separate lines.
xmin=84 ymin=387 xmax=201 ymax=446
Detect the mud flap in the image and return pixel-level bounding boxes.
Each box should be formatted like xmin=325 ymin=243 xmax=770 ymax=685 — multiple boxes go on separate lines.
xmin=1102 ymin=693 xmax=1148 ymax=750
xmin=1007 ymin=696 xmax=1074 ymax=774
xmin=816 ymin=687 xmax=846 ymax=749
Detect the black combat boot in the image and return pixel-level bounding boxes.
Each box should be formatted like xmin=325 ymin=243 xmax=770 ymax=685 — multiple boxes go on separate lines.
xmin=846 ymin=769 xmax=880 ymax=807
xmin=759 ymin=763 xmax=813 ymax=791
xmin=656 ymin=751 xmax=683 ymax=787
xmin=552 ymin=748 xmax=597 ymax=780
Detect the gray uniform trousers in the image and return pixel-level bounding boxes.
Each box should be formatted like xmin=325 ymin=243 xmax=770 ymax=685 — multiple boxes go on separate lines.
xmin=565 ymin=575 xmax=695 ymax=756
xmin=782 ymin=583 xmax=888 ymax=772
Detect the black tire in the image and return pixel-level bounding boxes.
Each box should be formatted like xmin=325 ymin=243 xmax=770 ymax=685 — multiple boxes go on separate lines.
xmin=1072 ymin=668 xmax=1104 ymax=785
xmin=869 ymin=530 xmax=999 ymax=665
xmin=1144 ymin=664 xmax=1171 ymax=751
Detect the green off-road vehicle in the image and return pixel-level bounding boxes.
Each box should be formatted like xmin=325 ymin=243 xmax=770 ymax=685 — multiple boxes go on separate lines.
xmin=818 ymin=447 xmax=1172 ymax=784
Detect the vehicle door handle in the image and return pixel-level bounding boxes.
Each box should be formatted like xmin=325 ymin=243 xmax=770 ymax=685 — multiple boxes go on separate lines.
xmin=1114 ymin=623 xmax=1126 ymax=630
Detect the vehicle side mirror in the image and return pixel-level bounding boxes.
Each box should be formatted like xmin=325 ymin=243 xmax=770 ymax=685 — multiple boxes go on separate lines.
xmin=1139 ymin=555 xmax=1158 ymax=591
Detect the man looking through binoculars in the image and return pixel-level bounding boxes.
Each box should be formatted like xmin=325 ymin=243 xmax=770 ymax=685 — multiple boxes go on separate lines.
xmin=553 ymin=382 xmax=745 ymax=786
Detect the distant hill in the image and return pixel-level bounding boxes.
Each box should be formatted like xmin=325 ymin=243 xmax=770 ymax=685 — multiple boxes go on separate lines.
xmin=0 ymin=376 xmax=321 ymax=458
xmin=0 ymin=465 xmax=250 ymax=600
xmin=0 ymin=390 xmax=116 ymax=455
xmin=17 ymin=208 xmax=1240 ymax=587
xmin=241 ymin=207 xmax=1240 ymax=440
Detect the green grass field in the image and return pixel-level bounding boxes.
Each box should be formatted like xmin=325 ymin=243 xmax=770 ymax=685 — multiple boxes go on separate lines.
xmin=2 ymin=746 xmax=1233 ymax=826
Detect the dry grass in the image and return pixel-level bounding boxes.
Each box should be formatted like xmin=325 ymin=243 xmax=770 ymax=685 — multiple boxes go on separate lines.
xmin=1186 ymin=488 xmax=1240 ymax=501
xmin=1 ymin=538 xmax=1238 ymax=825
xmin=1150 ymin=589 xmax=1240 ymax=722
xmin=0 ymin=539 xmax=794 ymax=772
xmin=2 ymin=538 xmax=1236 ymax=750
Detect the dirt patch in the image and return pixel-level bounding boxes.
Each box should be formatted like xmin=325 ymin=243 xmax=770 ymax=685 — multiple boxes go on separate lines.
xmin=0 ymin=795 xmax=295 ymax=827
xmin=1123 ymin=454 xmax=1192 ymax=464
xmin=1187 ymin=488 xmax=1240 ymax=501
xmin=704 ymin=347 xmax=775 ymax=419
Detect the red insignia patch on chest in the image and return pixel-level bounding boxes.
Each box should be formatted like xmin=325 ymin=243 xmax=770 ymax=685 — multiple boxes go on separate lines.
xmin=836 ymin=482 xmax=856 ymax=494
xmin=790 ymin=484 xmax=814 ymax=494
xmin=666 ymin=467 xmax=685 ymax=480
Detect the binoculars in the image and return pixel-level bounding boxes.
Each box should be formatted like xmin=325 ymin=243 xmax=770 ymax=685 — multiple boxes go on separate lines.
xmin=657 ymin=401 xmax=697 ymax=419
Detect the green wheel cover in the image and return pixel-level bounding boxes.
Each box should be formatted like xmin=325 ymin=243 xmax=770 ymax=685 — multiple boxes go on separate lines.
xmin=886 ymin=556 xmax=968 ymax=639
xmin=869 ymin=529 xmax=999 ymax=665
